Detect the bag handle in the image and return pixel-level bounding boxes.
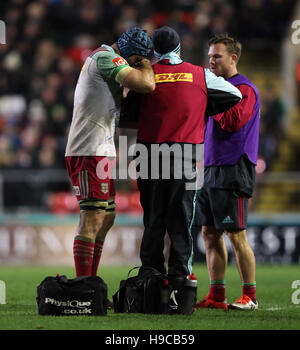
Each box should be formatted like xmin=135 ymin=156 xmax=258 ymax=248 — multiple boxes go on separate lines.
xmin=56 ymin=275 xmax=89 ymax=285
xmin=138 ymin=266 xmax=165 ymax=278
xmin=126 ymin=266 xmax=140 ymax=278
xmin=113 ymin=266 xmax=166 ymax=313
xmin=113 ymin=266 xmax=140 ymax=313
xmin=127 ymin=266 xmax=164 ymax=279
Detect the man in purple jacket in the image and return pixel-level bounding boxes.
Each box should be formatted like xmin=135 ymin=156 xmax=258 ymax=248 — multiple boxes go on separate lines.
xmin=194 ymin=34 xmax=260 ymax=310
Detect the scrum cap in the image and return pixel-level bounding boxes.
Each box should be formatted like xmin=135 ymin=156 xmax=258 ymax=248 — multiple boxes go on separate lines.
xmin=117 ymin=27 xmax=153 ymax=59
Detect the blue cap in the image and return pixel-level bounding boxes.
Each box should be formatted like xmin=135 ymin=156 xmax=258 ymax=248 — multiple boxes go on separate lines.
xmin=117 ymin=27 xmax=153 ymax=59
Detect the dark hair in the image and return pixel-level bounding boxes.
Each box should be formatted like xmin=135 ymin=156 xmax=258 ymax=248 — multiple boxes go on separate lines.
xmin=208 ymin=34 xmax=242 ymax=61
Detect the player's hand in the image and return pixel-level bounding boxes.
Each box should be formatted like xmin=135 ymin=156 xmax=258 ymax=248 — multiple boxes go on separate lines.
xmin=127 ymin=55 xmax=150 ymax=68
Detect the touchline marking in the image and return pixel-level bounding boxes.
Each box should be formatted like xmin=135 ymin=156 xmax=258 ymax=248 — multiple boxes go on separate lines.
xmin=263 ymin=304 xmax=283 ymax=311
xmin=263 ymin=304 xmax=300 ymax=311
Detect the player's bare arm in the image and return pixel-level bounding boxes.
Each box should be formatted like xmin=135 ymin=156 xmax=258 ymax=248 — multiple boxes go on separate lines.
xmin=122 ymin=56 xmax=155 ymax=94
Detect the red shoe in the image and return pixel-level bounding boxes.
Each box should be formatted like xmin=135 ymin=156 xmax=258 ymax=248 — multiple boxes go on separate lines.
xmin=195 ymin=295 xmax=228 ymax=310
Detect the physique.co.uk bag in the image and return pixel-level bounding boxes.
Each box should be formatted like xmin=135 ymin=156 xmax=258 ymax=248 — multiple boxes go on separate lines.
xmin=36 ymin=275 xmax=108 ymax=316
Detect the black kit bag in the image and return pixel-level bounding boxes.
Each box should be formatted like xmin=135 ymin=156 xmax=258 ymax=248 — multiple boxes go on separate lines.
xmin=113 ymin=267 xmax=170 ymax=314
xmin=36 ymin=275 xmax=108 ymax=316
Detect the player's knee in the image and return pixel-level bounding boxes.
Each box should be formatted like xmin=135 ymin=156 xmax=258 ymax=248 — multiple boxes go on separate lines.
xmin=202 ymin=226 xmax=223 ymax=248
xmin=225 ymin=230 xmax=248 ymax=248
xmin=78 ymin=210 xmax=106 ymax=239
xmin=103 ymin=212 xmax=116 ymax=231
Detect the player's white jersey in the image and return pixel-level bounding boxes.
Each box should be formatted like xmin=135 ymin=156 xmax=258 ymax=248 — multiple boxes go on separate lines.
xmin=65 ymin=45 xmax=132 ymax=157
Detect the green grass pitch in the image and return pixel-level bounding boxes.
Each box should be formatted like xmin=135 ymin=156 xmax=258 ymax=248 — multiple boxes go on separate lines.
xmin=0 ymin=264 xmax=299 ymax=330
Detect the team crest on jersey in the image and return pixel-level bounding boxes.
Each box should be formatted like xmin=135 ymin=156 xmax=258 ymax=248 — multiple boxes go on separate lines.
xmin=101 ymin=183 xmax=109 ymax=194
xmin=155 ymin=73 xmax=193 ymax=83
xmin=113 ymin=57 xmax=127 ymax=67
xmin=73 ymin=186 xmax=81 ymax=196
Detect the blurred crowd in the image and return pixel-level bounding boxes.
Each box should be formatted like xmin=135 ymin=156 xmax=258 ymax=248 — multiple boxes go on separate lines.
xmin=258 ymin=88 xmax=285 ymax=169
xmin=0 ymin=0 xmax=296 ymax=211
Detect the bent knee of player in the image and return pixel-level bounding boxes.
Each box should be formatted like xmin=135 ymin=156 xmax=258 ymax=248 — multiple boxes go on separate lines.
xmin=202 ymin=226 xmax=223 ymax=246
xmin=102 ymin=211 xmax=116 ymax=232
xmin=225 ymin=229 xmax=249 ymax=249
xmin=102 ymin=198 xmax=116 ymax=230
xmin=78 ymin=210 xmax=106 ymax=239
xmin=96 ymin=199 xmax=116 ymax=238
xmin=95 ymin=212 xmax=116 ymax=241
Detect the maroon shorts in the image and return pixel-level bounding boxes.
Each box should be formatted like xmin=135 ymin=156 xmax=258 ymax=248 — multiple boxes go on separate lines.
xmin=65 ymin=156 xmax=115 ymax=202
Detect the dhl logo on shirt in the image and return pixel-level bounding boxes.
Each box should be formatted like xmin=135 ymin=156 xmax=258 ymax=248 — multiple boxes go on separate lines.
xmin=155 ymin=73 xmax=193 ymax=83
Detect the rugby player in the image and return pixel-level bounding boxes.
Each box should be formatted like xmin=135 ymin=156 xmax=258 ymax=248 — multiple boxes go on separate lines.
xmin=65 ymin=27 xmax=155 ymax=278
xmin=194 ymin=34 xmax=260 ymax=311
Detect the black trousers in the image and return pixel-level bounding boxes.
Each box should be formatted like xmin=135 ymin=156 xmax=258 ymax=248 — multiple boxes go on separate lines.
xmin=137 ymin=177 xmax=197 ymax=276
